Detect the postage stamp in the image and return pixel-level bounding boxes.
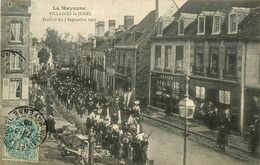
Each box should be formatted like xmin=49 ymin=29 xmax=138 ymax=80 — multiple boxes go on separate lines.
xmin=2 ymin=106 xmax=47 ymax=162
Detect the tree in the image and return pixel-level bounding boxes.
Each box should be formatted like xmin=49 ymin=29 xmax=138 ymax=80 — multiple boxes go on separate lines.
xmin=38 ymin=47 xmax=50 ymax=65
xmin=44 ymin=28 xmax=60 ymax=61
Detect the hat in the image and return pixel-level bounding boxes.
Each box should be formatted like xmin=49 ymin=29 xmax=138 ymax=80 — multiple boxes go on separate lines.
xmin=134 ymin=100 xmax=140 ymax=105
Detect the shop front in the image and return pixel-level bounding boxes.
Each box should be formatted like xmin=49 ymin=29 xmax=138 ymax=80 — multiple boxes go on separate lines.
xmin=189 ymin=77 xmax=241 ymax=131
xmin=150 ymin=72 xmax=186 ymax=114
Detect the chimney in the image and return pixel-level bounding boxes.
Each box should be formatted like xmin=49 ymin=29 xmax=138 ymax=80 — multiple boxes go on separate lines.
xmin=155 ymin=0 xmax=159 ymax=20
xmin=124 ymin=16 xmax=134 ymax=30
xmin=108 ymin=20 xmax=116 ymax=37
xmin=95 ymin=21 xmax=105 ymax=37
xmin=118 ymin=25 xmax=124 ymax=31
xmin=95 ymin=23 xmax=99 ymax=37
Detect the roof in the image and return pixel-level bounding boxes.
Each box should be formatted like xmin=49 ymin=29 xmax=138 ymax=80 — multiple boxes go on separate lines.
xmin=174 ymin=0 xmax=260 ymax=17
xmin=95 ymin=40 xmax=109 ymax=51
xmin=116 ymin=10 xmax=157 ymax=47
xmin=239 ymin=7 xmax=260 ymax=41
xmin=1 ymin=0 xmax=31 ymax=14
xmin=152 ymin=0 xmax=260 ymax=41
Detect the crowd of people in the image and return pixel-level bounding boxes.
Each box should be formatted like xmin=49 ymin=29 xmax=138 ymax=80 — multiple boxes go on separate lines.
xmin=32 ymin=70 xmax=149 ymax=165
xmin=30 ymin=66 xmax=260 ymax=160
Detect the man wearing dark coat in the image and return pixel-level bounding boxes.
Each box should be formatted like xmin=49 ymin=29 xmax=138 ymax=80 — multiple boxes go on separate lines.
xmin=47 ymin=115 xmax=56 ymax=139
xmin=217 ymin=108 xmax=230 ymax=152
xmin=249 ymin=115 xmax=259 ymax=156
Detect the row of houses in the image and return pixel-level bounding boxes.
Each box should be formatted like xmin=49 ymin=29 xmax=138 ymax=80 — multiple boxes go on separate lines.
xmin=80 ymin=0 xmax=260 ymax=132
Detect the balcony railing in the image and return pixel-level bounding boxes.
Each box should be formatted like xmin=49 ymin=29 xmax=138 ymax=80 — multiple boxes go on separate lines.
xmin=223 ymin=69 xmax=238 ymax=81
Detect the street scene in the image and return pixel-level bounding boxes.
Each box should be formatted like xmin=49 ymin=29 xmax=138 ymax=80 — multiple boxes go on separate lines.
xmin=1 ymin=0 xmax=260 ymax=165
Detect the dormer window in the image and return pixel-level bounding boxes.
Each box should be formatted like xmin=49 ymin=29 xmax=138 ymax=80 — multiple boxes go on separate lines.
xmin=178 ymin=19 xmax=184 ymax=35
xmin=228 ymin=13 xmax=237 ymax=34
xmin=212 ymin=15 xmax=221 ymax=34
xmin=197 ymin=16 xmax=205 ymax=35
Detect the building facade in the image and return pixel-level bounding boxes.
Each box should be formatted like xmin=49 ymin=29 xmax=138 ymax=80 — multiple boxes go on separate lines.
xmin=149 ymin=0 xmax=260 ymax=132
xmin=1 ymin=0 xmax=31 ymax=107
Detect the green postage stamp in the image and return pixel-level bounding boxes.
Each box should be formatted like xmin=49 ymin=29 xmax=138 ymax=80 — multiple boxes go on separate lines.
xmin=2 ymin=106 xmax=47 ymax=162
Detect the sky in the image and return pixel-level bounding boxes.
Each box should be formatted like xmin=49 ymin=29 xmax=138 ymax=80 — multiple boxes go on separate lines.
xmin=30 ymin=0 xmax=187 ymax=40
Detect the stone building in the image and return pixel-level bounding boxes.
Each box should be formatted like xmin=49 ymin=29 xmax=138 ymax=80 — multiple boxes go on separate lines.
xmin=149 ymin=0 xmax=260 ymax=132
xmin=1 ymin=0 xmax=31 ymax=107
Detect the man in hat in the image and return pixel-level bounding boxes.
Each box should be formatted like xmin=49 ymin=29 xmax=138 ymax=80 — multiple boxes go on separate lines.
xmin=249 ymin=115 xmax=259 ymax=156
xmin=47 ymin=115 xmax=56 ymax=139
xmin=132 ymin=100 xmax=141 ymax=119
xmin=123 ymin=86 xmax=135 ymax=109
xmin=217 ymin=108 xmax=230 ymax=152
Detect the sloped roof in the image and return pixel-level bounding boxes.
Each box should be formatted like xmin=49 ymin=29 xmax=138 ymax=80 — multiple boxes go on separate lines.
xmin=1 ymin=5 xmax=27 ymax=14
xmin=116 ymin=10 xmax=157 ymax=47
xmin=239 ymin=7 xmax=260 ymax=40
xmin=95 ymin=40 xmax=109 ymax=51
xmin=174 ymin=0 xmax=260 ymax=17
xmin=153 ymin=0 xmax=260 ymax=41
xmin=1 ymin=0 xmax=31 ymax=14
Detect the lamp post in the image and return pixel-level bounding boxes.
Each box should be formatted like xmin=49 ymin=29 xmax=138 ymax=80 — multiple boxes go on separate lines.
xmin=88 ymin=128 xmax=94 ymax=164
xmin=178 ymin=75 xmax=195 ymax=165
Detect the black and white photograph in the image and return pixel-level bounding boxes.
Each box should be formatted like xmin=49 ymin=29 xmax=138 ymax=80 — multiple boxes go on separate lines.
xmin=1 ymin=0 xmax=260 ymax=164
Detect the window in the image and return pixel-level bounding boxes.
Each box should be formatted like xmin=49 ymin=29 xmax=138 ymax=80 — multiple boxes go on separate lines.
xmin=165 ymin=46 xmax=172 ymax=68
xmin=195 ymin=47 xmax=204 ymax=73
xmin=10 ymin=21 xmax=23 ymax=42
xmin=197 ymin=16 xmax=205 ymax=34
xmin=225 ymin=47 xmax=237 ymax=75
xmin=209 ymin=47 xmax=219 ymax=75
xmin=157 ymin=22 xmax=163 ymax=36
xmin=9 ymin=79 xmax=22 ymax=99
xmin=196 ymin=86 xmax=205 ymax=99
xmin=219 ymin=90 xmax=230 ymax=104
xmin=212 ymin=16 xmax=221 ymax=34
xmin=178 ymin=19 xmax=184 ymax=35
xmin=229 ymin=14 xmax=237 ymax=34
xmin=176 ymin=46 xmax=184 ymax=70
xmin=155 ymin=45 xmax=161 ymax=67
xmin=122 ymin=53 xmax=126 ymax=66
xmin=10 ymin=51 xmax=22 ymax=70
xmin=128 ymin=57 xmax=132 ymax=68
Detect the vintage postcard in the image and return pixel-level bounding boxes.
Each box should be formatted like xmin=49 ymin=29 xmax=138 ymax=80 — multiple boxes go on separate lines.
xmin=1 ymin=0 xmax=260 ymax=165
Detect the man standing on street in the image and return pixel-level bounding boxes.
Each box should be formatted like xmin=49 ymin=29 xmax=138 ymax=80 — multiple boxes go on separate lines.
xmin=217 ymin=108 xmax=231 ymax=152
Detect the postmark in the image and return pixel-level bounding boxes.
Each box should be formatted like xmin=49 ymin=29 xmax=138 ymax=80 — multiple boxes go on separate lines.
xmin=2 ymin=106 xmax=47 ymax=162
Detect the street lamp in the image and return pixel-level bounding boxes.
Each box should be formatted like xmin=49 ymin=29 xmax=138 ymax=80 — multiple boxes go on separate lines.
xmin=178 ymin=75 xmax=195 ymax=165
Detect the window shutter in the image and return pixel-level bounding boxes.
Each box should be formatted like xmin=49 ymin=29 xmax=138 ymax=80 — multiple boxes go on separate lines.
xmin=3 ymin=78 xmax=10 ymax=100
xmin=22 ymin=78 xmax=29 ymax=99
xmin=196 ymin=86 xmax=200 ymax=98
xmin=219 ymin=90 xmax=224 ymax=103
xmin=201 ymin=87 xmax=205 ymax=99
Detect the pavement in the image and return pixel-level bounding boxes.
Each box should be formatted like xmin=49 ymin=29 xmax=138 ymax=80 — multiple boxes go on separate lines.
xmin=53 ymin=99 xmax=260 ymax=165
xmin=149 ymin=108 xmax=250 ymax=152
xmin=146 ymin=106 xmax=259 ymax=163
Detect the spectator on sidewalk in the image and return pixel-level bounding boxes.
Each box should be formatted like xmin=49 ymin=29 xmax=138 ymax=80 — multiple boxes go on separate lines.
xmin=47 ymin=115 xmax=56 ymax=139
xmin=46 ymin=102 xmax=56 ymax=117
xmin=249 ymin=115 xmax=259 ymax=156
xmin=217 ymin=108 xmax=231 ymax=152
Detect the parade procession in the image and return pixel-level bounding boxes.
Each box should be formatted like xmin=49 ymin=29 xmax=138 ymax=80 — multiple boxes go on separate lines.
xmin=2 ymin=0 xmax=260 ymax=165
xmin=30 ymin=69 xmax=150 ymax=165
